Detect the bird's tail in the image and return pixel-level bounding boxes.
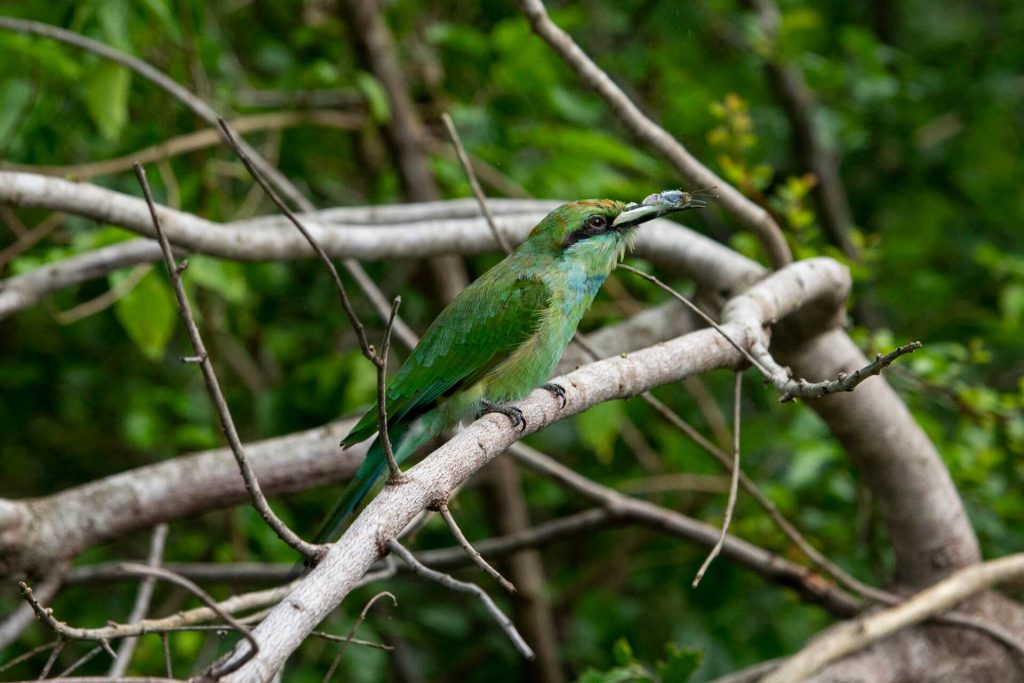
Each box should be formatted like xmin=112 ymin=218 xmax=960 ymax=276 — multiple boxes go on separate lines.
xmin=313 ymin=408 xmax=446 ymax=545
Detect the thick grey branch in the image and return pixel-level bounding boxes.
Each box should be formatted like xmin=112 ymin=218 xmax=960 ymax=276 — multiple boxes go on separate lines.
xmin=219 ymin=258 xmax=852 ymax=681
xmin=0 ymin=421 xmax=361 ymax=579
xmin=0 ymin=172 xmax=749 ymax=319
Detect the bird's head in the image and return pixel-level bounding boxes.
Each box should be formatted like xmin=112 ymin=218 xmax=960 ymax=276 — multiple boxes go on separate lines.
xmin=524 ymin=191 xmax=706 ymax=261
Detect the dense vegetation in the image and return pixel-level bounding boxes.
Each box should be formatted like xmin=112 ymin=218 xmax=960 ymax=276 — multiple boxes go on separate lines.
xmin=0 ymin=0 xmax=1021 ymax=680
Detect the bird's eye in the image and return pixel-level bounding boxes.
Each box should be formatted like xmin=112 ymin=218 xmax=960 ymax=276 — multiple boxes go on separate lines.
xmin=586 ymin=215 xmax=607 ymax=230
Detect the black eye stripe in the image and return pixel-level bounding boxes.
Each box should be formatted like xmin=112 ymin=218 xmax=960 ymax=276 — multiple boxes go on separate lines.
xmin=562 ymin=214 xmax=610 ymax=248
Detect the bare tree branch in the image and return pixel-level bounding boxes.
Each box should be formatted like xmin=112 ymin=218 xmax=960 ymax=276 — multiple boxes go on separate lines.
xmin=764 ymin=554 xmax=1024 ymax=683
xmin=387 ymin=541 xmax=535 ymax=660
xmin=0 ymin=173 xmax=750 ymax=320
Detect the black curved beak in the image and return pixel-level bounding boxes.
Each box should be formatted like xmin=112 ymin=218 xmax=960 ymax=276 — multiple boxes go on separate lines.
xmin=612 ymin=192 xmax=707 ymax=230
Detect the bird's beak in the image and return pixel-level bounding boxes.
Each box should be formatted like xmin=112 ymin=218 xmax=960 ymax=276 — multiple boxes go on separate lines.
xmin=612 ymin=193 xmax=707 ymax=230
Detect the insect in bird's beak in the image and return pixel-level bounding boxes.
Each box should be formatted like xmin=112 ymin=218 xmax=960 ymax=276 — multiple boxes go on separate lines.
xmin=612 ymin=189 xmax=709 ymax=229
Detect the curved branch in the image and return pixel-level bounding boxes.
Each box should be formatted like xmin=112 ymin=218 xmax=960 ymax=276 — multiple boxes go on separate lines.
xmin=218 ymin=259 xmax=849 ymax=680
xmin=764 ymin=554 xmax=1024 ymax=683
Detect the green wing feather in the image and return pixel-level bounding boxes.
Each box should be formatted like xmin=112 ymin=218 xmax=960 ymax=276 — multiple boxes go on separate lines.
xmin=341 ymin=274 xmax=551 ymax=446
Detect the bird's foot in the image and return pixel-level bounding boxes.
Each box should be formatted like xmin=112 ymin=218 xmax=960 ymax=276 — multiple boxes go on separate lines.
xmin=478 ymin=399 xmax=526 ymax=431
xmin=543 ymin=382 xmax=567 ymax=409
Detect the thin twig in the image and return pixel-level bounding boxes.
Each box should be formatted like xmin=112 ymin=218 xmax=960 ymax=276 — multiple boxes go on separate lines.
xmin=0 ymin=212 xmax=63 ymax=270
xmin=0 ymin=640 xmax=59 ymax=674
xmin=322 ymin=591 xmax=397 ymax=683
xmin=506 ymin=442 xmax=863 ymax=617
xmin=116 ymin=565 xmax=258 ymax=680
xmin=377 ymin=297 xmax=404 ymax=482
xmin=572 ymin=330 xmax=887 ymax=603
xmin=38 ymin=638 xmax=64 ymax=679
xmin=20 ymin=563 xmax=260 ymax=679
xmin=439 ymin=504 xmax=516 ymax=593
xmin=53 ymin=264 xmax=152 ymax=325
xmin=216 ymin=120 xmax=377 ymax=361
xmin=161 ymin=634 xmax=172 ymax=679
xmin=55 ymin=645 xmax=101 ymax=678
xmin=109 ymin=524 xmax=169 ymax=676
xmin=2 ymin=112 xmax=364 ymax=182
xmin=693 ymin=372 xmax=743 ymax=587
xmin=218 ymin=121 xmax=406 ymax=484
xmin=616 ymin=263 xmax=770 ymax=375
xmin=0 ymin=561 xmax=69 ymax=651
xmin=617 ymin=263 xmax=923 ymax=401
xmin=387 ymin=540 xmax=535 ymax=660
xmin=517 ymin=0 xmax=792 ymax=268
xmin=773 ymin=342 xmax=924 ymax=402
xmin=440 ymin=113 xmax=512 ymax=254
xmin=134 ymin=162 xmax=320 ymax=561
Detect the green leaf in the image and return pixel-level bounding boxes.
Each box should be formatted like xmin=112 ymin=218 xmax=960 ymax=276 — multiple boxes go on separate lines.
xmin=187 ymin=257 xmax=249 ymax=304
xmin=655 ymin=643 xmax=702 ymax=682
xmin=112 ymin=268 xmax=176 ymax=361
xmin=84 ymin=61 xmax=131 ymax=142
xmin=613 ymin=638 xmax=636 ymax=666
xmin=0 ymin=79 xmax=32 ymax=141
xmin=576 ymin=667 xmax=650 ymax=683
xmin=356 ymin=72 xmax=391 ymax=124
xmin=577 ymin=400 xmax=625 ymax=465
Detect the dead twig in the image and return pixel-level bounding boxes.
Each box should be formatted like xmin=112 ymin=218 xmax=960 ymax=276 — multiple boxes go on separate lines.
xmin=617 ymin=263 xmax=922 ymax=401
xmin=692 ymin=372 xmax=743 ymax=587
xmin=439 ymin=503 xmax=516 ymax=594
xmin=134 ymin=162 xmax=321 ymax=561
xmin=387 ymin=540 xmax=535 ymax=660
xmin=617 ymin=263 xmax=771 ymax=374
xmin=376 ymin=298 xmax=404 ymax=482
xmin=772 ymin=342 xmax=924 ymax=402
xmin=440 ymin=113 xmax=513 ymax=254
xmin=21 ymin=563 xmax=260 ymax=679
xmin=322 ymin=591 xmax=397 ymax=683
xmin=109 ymin=524 xmax=169 ymax=676
xmin=217 ymin=121 xmax=405 ymax=483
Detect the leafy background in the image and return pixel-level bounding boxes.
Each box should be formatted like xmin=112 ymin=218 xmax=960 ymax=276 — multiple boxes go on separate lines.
xmin=0 ymin=0 xmax=1021 ymax=680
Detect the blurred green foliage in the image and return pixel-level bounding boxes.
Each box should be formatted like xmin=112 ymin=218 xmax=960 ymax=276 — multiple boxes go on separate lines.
xmin=0 ymin=0 xmax=1021 ymax=680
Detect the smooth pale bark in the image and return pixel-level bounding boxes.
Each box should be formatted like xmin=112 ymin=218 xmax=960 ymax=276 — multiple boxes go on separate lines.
xmin=0 ymin=172 xmax=755 ymax=319
xmin=219 ymin=260 xmax=847 ymax=681
xmin=0 ymin=421 xmax=361 ymax=578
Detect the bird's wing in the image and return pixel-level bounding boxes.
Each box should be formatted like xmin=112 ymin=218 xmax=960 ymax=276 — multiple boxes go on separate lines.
xmin=341 ymin=274 xmax=551 ymax=446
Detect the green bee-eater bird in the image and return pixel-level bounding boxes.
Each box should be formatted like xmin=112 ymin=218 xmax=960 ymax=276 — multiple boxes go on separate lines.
xmin=317 ymin=191 xmax=705 ymax=541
